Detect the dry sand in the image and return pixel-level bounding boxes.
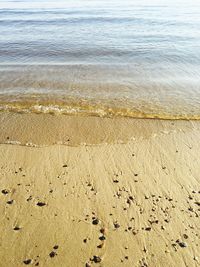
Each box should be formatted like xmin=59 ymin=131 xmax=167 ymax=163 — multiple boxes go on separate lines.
xmin=0 ymin=113 xmax=200 ymax=267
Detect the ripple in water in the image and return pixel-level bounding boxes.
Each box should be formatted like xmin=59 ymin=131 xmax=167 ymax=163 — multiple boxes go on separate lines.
xmin=0 ymin=0 xmax=200 ymax=119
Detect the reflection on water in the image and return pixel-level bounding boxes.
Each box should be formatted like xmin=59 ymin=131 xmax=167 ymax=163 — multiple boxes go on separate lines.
xmin=0 ymin=0 xmax=200 ymax=119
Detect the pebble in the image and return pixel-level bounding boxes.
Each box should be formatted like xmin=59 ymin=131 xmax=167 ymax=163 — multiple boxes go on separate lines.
xmin=23 ymin=259 xmax=32 ymax=265
xmin=53 ymin=245 xmax=59 ymax=250
xmin=114 ymin=222 xmax=120 ymax=229
xmin=92 ymin=256 xmax=101 ymax=263
xmin=183 ymin=234 xmax=188 ymax=239
xmin=6 ymin=200 xmax=14 ymax=205
xmin=99 ymin=235 xmax=106 ymax=241
xmin=49 ymin=251 xmax=57 ymax=258
xmin=178 ymin=242 xmax=187 ymax=248
xmin=194 ymin=201 xmax=200 ymax=206
xmin=100 ymin=228 xmax=106 ymax=234
xmin=13 ymin=226 xmax=21 ymax=231
xmin=92 ymin=218 xmax=99 ymax=225
xmin=1 ymin=189 xmax=9 ymax=195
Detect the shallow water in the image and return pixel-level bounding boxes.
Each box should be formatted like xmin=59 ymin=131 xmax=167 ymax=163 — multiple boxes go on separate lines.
xmin=0 ymin=0 xmax=200 ymax=119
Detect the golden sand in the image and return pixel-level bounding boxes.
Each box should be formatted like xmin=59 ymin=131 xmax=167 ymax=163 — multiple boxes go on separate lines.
xmin=0 ymin=113 xmax=200 ymax=267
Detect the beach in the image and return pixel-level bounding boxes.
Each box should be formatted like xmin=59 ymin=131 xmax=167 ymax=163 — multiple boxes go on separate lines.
xmin=1 ymin=0 xmax=200 ymax=266
xmin=0 ymin=113 xmax=200 ymax=267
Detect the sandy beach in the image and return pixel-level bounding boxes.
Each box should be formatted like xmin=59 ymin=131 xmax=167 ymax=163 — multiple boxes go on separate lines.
xmin=0 ymin=113 xmax=200 ymax=267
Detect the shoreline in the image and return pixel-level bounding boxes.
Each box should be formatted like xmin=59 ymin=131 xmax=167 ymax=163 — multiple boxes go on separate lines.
xmin=1 ymin=111 xmax=200 ymax=147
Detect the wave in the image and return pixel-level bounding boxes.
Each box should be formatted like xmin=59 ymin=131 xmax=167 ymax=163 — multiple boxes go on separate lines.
xmin=1 ymin=100 xmax=200 ymax=120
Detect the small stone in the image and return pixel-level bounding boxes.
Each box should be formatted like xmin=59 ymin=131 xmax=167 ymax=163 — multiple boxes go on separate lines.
xmin=53 ymin=245 xmax=59 ymax=250
xmin=62 ymin=164 xmax=68 ymax=167
xmin=27 ymin=196 xmax=33 ymax=202
xmin=23 ymin=259 xmax=32 ymax=265
xmin=99 ymin=235 xmax=106 ymax=241
xmin=92 ymin=256 xmax=101 ymax=263
xmin=194 ymin=201 xmax=200 ymax=206
xmin=100 ymin=228 xmax=106 ymax=234
xmin=129 ymin=196 xmax=134 ymax=201
xmin=145 ymin=227 xmax=151 ymax=231
xmin=83 ymin=238 xmax=87 ymax=243
xmin=183 ymin=234 xmax=188 ymax=239
xmin=49 ymin=251 xmax=56 ymax=258
xmin=36 ymin=202 xmax=46 ymax=207
xmin=6 ymin=200 xmax=14 ymax=205
xmin=179 ymin=242 xmax=187 ymax=248
xmin=92 ymin=218 xmax=99 ymax=225
xmin=13 ymin=226 xmax=21 ymax=231
xmin=1 ymin=189 xmax=9 ymax=195
xmin=113 ymin=180 xmax=119 ymax=183
xmin=114 ymin=222 xmax=120 ymax=229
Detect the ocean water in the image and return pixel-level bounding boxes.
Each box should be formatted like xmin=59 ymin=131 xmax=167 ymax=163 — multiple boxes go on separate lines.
xmin=0 ymin=0 xmax=200 ymax=119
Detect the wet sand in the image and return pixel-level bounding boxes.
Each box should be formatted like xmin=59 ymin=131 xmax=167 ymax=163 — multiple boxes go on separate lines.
xmin=0 ymin=114 xmax=200 ymax=267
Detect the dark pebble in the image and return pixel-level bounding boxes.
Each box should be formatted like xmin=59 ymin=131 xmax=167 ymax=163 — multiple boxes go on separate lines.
xmin=145 ymin=227 xmax=151 ymax=231
xmin=49 ymin=251 xmax=56 ymax=258
xmin=183 ymin=234 xmax=189 ymax=239
xmin=62 ymin=164 xmax=68 ymax=167
xmin=23 ymin=259 xmax=32 ymax=265
xmin=53 ymin=245 xmax=59 ymax=250
xmin=7 ymin=200 xmax=14 ymax=205
xmin=36 ymin=202 xmax=46 ymax=207
xmin=114 ymin=222 xmax=120 ymax=229
xmin=194 ymin=201 xmax=200 ymax=206
xmin=179 ymin=242 xmax=187 ymax=248
xmin=92 ymin=218 xmax=99 ymax=225
xmin=113 ymin=180 xmax=119 ymax=183
xmin=92 ymin=256 xmax=101 ymax=263
xmin=13 ymin=226 xmax=21 ymax=231
xmin=100 ymin=228 xmax=105 ymax=234
xmin=1 ymin=189 xmax=9 ymax=195
xmin=99 ymin=235 xmax=106 ymax=241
